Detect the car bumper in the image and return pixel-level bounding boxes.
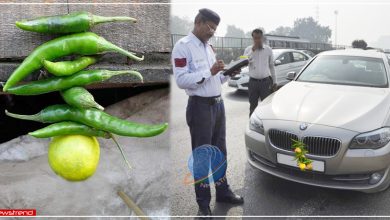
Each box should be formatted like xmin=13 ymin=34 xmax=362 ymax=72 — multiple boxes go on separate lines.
xmin=228 ymin=77 xmax=249 ymax=91
xmin=228 ymin=80 xmax=248 ymax=91
xmin=245 ymin=122 xmax=390 ymax=193
xmin=228 ymin=79 xmax=238 ymax=88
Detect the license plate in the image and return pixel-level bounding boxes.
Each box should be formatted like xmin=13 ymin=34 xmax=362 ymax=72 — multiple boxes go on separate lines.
xmin=276 ymin=153 xmax=325 ymax=172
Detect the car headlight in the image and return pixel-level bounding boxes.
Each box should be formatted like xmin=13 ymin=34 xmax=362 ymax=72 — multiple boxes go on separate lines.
xmin=349 ymin=127 xmax=390 ymax=149
xmin=249 ymin=113 xmax=264 ymax=135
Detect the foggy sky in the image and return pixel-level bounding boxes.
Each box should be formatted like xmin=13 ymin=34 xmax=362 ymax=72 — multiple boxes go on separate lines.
xmin=171 ymin=0 xmax=390 ymax=49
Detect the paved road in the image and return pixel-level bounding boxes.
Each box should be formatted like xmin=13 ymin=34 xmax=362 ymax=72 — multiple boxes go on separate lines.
xmin=170 ymin=76 xmax=390 ymax=218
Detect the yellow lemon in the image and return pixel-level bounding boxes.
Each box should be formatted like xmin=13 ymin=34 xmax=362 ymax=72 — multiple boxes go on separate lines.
xmin=48 ymin=135 xmax=100 ymax=181
xmin=298 ymin=163 xmax=306 ymax=171
xmin=294 ymin=147 xmax=302 ymax=153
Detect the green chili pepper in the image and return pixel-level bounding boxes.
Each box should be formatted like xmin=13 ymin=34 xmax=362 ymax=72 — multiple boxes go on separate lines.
xmin=5 ymin=104 xmax=168 ymax=137
xmin=28 ymin=121 xmax=110 ymax=138
xmin=15 ymin=11 xmax=137 ymax=34
xmin=61 ymin=87 xmax=104 ymax=110
xmin=43 ymin=56 xmax=98 ymax=76
xmin=6 ymin=69 xmax=143 ymax=96
xmin=3 ymin=32 xmax=143 ymax=91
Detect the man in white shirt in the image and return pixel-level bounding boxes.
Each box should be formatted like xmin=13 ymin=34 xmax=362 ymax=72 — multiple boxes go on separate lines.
xmin=243 ymin=29 xmax=276 ymax=116
xmin=171 ymin=8 xmax=244 ymax=218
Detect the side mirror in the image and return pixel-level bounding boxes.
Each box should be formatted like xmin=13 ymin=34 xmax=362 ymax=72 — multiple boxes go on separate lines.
xmin=286 ymin=71 xmax=296 ymax=81
xmin=274 ymin=60 xmax=282 ymax=66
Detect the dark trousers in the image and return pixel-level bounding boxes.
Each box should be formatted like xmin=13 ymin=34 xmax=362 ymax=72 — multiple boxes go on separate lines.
xmin=186 ymin=96 xmax=229 ymax=208
xmin=248 ymin=77 xmax=272 ymax=116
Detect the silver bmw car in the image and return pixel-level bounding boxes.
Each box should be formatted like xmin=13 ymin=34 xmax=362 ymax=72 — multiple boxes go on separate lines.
xmin=245 ymin=49 xmax=390 ymax=193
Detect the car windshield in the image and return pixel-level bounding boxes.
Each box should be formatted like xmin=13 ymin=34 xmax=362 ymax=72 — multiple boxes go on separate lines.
xmin=386 ymin=54 xmax=390 ymax=66
xmin=297 ymin=55 xmax=388 ymax=87
xmin=273 ymin=50 xmax=283 ymax=59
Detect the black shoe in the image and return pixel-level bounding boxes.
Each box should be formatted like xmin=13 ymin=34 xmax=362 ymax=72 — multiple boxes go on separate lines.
xmin=197 ymin=206 xmax=212 ymax=219
xmin=216 ymin=189 xmax=244 ymax=205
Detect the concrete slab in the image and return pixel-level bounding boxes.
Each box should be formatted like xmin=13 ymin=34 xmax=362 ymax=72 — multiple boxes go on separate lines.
xmin=0 ymin=89 xmax=170 ymax=217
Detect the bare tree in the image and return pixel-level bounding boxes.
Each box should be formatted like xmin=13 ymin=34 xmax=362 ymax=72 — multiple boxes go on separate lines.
xmin=225 ymin=25 xmax=246 ymax=38
xmin=170 ymin=15 xmax=193 ymax=35
xmin=289 ymin=17 xmax=332 ymax=43
xmin=269 ymin=17 xmax=331 ymax=43
xmin=269 ymin=26 xmax=292 ymax=36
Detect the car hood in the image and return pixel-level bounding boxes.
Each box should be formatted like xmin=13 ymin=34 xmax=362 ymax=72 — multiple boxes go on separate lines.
xmin=256 ymin=81 xmax=390 ymax=132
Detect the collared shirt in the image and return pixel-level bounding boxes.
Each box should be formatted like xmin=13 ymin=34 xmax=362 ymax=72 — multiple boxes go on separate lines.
xmin=243 ymin=44 xmax=276 ymax=83
xmin=171 ymin=32 xmax=229 ymax=97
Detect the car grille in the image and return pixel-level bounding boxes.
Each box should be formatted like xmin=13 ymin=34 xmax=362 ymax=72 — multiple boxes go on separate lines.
xmin=268 ymin=129 xmax=298 ymax=151
xmin=268 ymin=129 xmax=341 ymax=157
xmin=241 ymin=83 xmax=249 ymax=87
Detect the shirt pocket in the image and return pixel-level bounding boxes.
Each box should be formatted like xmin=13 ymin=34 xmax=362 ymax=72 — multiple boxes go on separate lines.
xmin=193 ymin=58 xmax=208 ymax=70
